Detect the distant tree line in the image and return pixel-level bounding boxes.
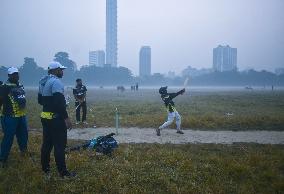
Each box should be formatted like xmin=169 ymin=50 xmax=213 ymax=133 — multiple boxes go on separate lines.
xmin=0 ymin=52 xmax=284 ymax=86
xmin=186 ymin=70 xmax=284 ymax=86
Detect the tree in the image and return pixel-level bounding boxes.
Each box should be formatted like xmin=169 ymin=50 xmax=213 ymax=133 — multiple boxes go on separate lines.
xmin=19 ymin=57 xmax=46 ymax=85
xmin=22 ymin=57 xmax=38 ymax=70
xmin=77 ymin=65 xmax=134 ymax=85
xmin=54 ymin=52 xmax=77 ymax=72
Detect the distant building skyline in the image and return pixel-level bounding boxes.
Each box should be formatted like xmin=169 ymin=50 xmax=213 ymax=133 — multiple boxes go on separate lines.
xmin=89 ymin=50 xmax=105 ymax=67
xmin=167 ymin=71 xmax=176 ymax=79
xmin=106 ymin=0 xmax=118 ymax=67
xmin=182 ymin=66 xmax=213 ymax=77
xmin=213 ymin=45 xmax=237 ymax=72
xmin=139 ymin=46 xmax=151 ymax=77
xmin=0 ymin=1 xmax=283 ymax=74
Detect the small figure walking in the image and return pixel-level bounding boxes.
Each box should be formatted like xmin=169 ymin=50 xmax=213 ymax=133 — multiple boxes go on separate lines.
xmin=156 ymin=86 xmax=185 ymax=136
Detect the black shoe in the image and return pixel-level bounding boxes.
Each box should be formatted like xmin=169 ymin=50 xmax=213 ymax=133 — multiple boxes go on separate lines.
xmin=177 ymin=130 xmax=184 ymax=134
xmin=0 ymin=160 xmax=7 ymax=168
xmin=43 ymin=170 xmax=51 ymax=180
xmin=156 ymin=128 xmax=161 ymax=136
xmin=60 ymin=171 xmax=77 ymax=179
xmin=43 ymin=167 xmax=50 ymax=173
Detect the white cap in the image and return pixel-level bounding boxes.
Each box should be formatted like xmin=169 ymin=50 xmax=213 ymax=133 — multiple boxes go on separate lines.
xmin=7 ymin=67 xmax=19 ymax=75
xmin=48 ymin=61 xmax=67 ymax=70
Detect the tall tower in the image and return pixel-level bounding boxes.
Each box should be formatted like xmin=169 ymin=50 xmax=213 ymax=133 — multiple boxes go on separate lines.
xmin=139 ymin=46 xmax=151 ymax=76
xmin=106 ymin=0 xmax=118 ymax=67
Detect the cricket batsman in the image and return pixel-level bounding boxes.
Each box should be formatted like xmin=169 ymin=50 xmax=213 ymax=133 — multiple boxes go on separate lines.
xmin=156 ymin=86 xmax=185 ymax=136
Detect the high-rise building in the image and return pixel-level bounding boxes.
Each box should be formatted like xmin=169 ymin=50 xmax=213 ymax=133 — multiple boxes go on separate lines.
xmin=139 ymin=46 xmax=151 ymax=76
xmin=106 ymin=0 xmax=117 ymax=67
xmin=89 ymin=50 xmax=105 ymax=67
xmin=213 ymin=45 xmax=237 ymax=72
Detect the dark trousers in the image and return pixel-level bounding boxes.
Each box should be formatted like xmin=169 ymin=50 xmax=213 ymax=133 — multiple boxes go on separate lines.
xmin=41 ymin=118 xmax=67 ymax=174
xmin=75 ymin=101 xmax=87 ymax=122
xmin=0 ymin=116 xmax=28 ymax=162
xmin=0 ymin=116 xmax=3 ymax=131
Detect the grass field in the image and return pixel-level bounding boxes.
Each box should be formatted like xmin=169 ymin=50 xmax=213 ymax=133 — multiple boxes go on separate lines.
xmin=1 ymin=88 xmax=284 ymax=193
xmin=0 ymin=133 xmax=283 ymax=194
xmin=24 ymin=88 xmax=284 ymax=131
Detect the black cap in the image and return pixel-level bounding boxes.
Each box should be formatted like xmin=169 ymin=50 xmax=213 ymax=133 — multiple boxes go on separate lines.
xmin=159 ymin=86 xmax=168 ymax=94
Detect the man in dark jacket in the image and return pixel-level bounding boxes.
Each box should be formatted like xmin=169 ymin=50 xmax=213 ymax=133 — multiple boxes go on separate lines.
xmin=156 ymin=86 xmax=185 ymax=136
xmin=0 ymin=67 xmax=28 ymax=167
xmin=38 ymin=61 xmax=75 ymax=178
xmin=73 ymin=79 xmax=87 ymax=125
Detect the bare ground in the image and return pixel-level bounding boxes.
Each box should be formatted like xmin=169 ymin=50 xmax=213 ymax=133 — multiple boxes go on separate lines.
xmin=67 ymin=127 xmax=284 ymax=144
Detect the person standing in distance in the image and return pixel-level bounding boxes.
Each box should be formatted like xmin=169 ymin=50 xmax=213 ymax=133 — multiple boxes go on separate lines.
xmin=73 ymin=79 xmax=88 ymax=125
xmin=38 ymin=61 xmax=75 ymax=178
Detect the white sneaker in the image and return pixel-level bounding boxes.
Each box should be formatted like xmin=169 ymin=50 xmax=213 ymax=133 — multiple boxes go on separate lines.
xmin=75 ymin=121 xmax=80 ymax=125
xmin=83 ymin=121 xmax=88 ymax=125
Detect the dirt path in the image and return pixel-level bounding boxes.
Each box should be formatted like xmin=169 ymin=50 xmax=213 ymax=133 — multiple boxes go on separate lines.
xmin=67 ymin=127 xmax=284 ymax=144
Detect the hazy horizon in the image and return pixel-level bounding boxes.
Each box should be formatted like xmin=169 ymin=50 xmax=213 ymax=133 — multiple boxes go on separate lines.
xmin=0 ymin=0 xmax=284 ymax=75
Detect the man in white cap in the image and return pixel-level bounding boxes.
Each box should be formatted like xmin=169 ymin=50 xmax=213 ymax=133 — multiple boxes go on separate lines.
xmin=0 ymin=67 xmax=28 ymax=168
xmin=38 ymin=61 xmax=75 ymax=178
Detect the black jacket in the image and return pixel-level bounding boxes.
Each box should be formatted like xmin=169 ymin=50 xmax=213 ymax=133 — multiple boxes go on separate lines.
xmin=161 ymin=89 xmax=184 ymax=112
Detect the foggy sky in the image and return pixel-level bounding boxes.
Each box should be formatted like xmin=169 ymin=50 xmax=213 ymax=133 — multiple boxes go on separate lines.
xmin=0 ymin=0 xmax=283 ymax=75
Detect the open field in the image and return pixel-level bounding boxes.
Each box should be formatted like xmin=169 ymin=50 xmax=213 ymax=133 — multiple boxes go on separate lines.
xmin=0 ymin=134 xmax=283 ymax=194
xmin=1 ymin=88 xmax=284 ymax=193
xmin=24 ymin=88 xmax=284 ymax=131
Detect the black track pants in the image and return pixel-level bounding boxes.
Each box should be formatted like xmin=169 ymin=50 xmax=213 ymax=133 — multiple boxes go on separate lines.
xmin=41 ymin=118 xmax=67 ymax=174
xmin=75 ymin=101 xmax=87 ymax=122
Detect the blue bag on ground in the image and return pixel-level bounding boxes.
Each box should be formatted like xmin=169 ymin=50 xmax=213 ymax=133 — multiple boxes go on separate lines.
xmin=93 ymin=134 xmax=118 ymax=155
xmin=66 ymin=133 xmax=118 ymax=155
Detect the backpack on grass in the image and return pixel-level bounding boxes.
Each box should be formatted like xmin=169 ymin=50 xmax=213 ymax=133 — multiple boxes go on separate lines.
xmin=66 ymin=133 xmax=118 ymax=155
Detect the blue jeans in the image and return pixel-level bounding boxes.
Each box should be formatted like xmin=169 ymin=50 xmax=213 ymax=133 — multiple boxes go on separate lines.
xmin=0 ymin=116 xmax=28 ymax=162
